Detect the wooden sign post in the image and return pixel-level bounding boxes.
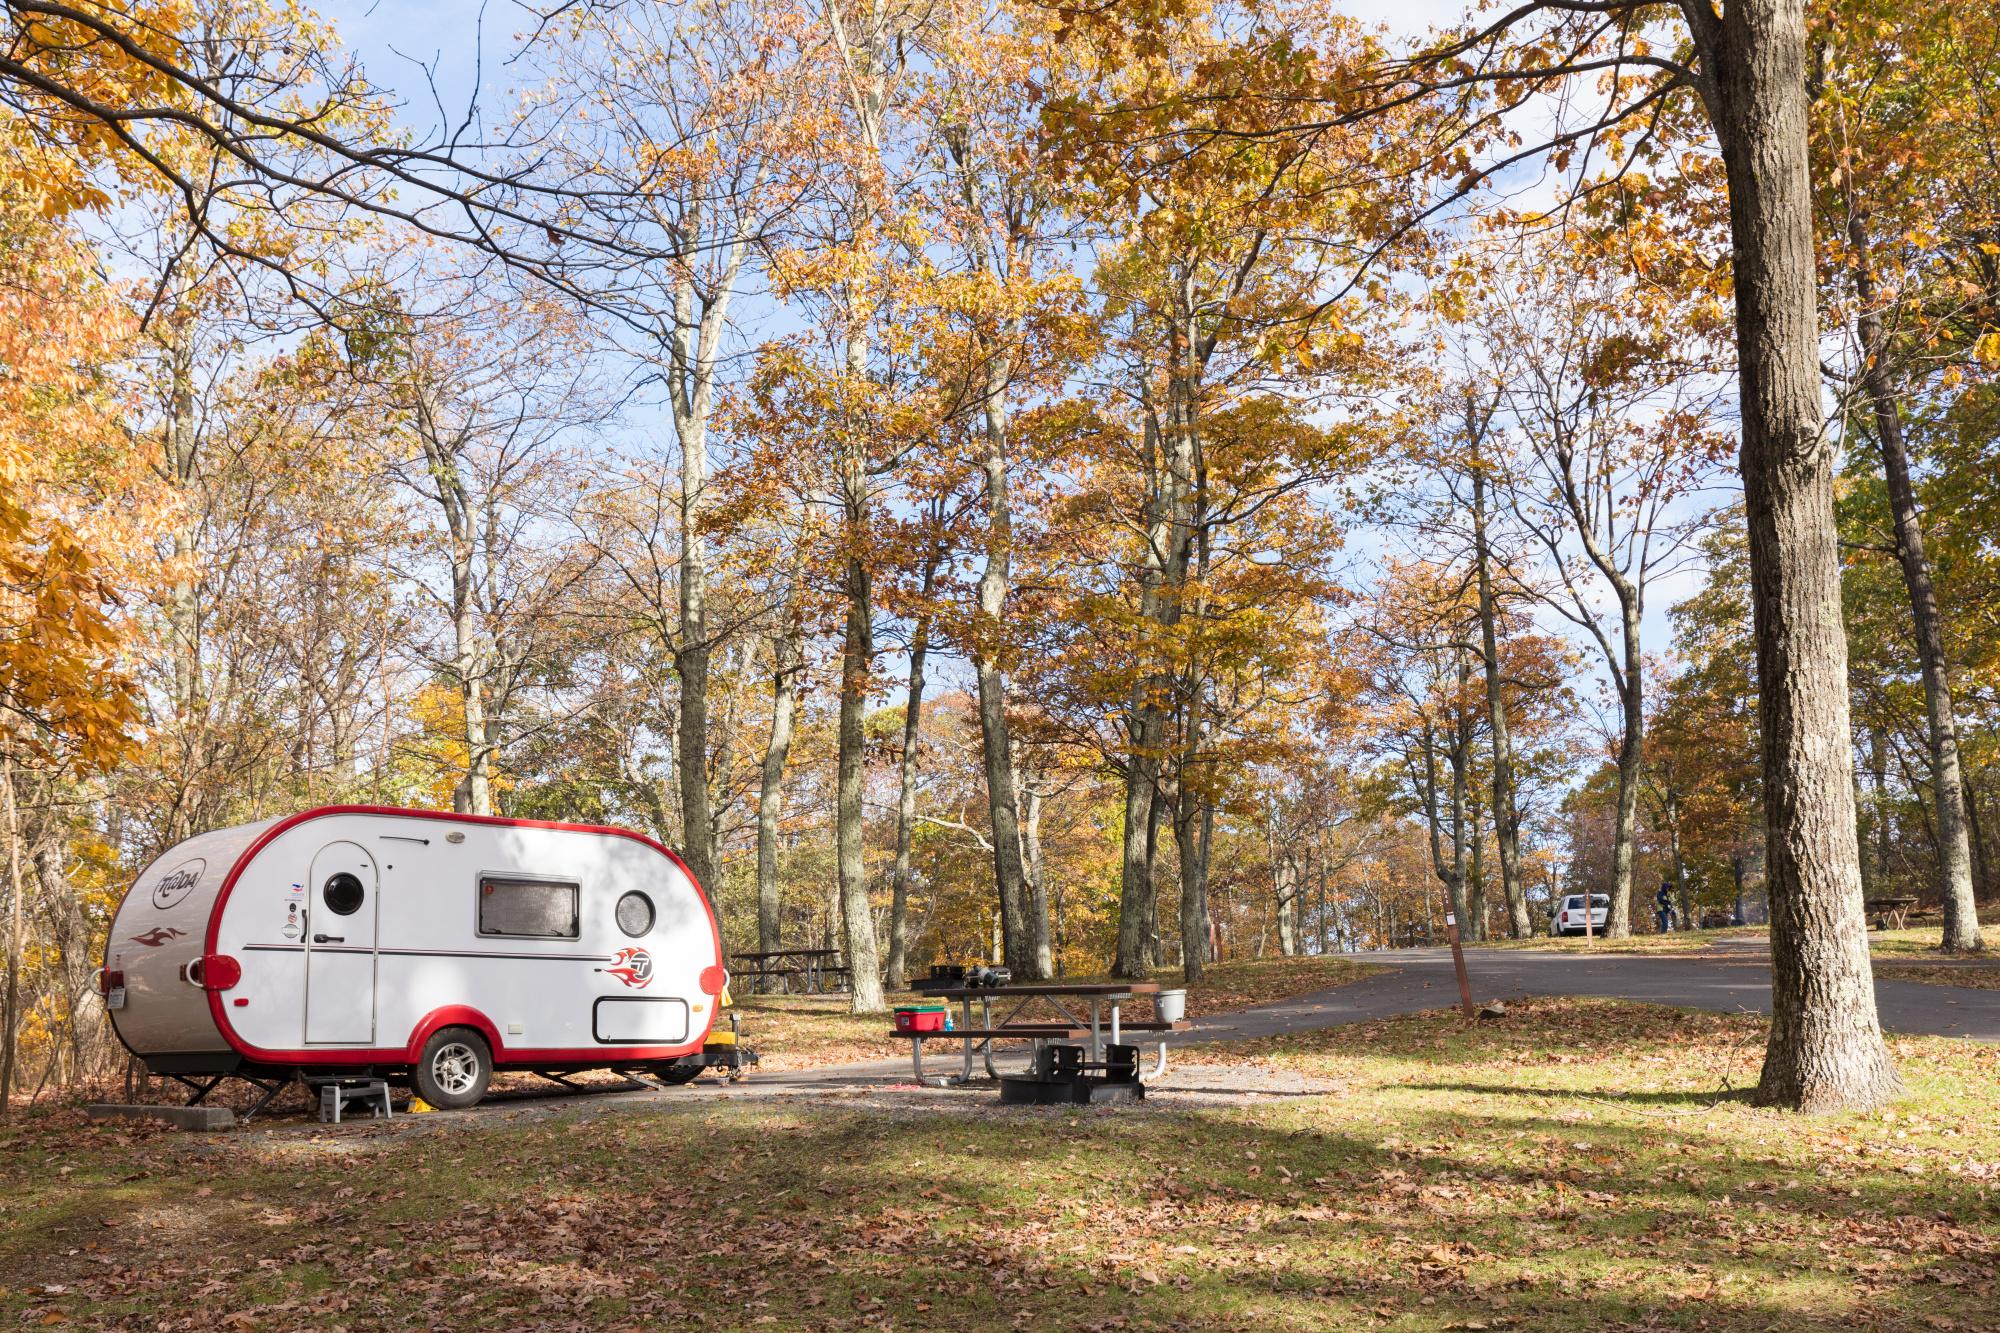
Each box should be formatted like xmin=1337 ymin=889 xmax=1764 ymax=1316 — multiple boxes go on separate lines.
xmin=1445 ymin=911 xmax=1476 ymax=1020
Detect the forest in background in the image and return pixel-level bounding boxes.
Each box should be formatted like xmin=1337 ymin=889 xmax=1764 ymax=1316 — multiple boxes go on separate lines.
xmin=0 ymin=0 xmax=1993 ymax=1110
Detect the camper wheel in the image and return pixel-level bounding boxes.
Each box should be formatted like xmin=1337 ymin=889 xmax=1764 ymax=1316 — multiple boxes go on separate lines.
xmin=654 ymin=1060 xmax=705 ymax=1086
xmin=415 ymin=1028 xmax=491 ymax=1110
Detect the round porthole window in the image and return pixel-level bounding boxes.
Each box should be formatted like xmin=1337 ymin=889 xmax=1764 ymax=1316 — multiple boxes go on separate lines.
xmin=322 ymin=871 xmax=366 ymax=916
xmin=615 ymin=891 xmax=654 ymax=937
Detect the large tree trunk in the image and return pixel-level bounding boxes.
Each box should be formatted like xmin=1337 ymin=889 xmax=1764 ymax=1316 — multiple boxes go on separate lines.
xmin=1664 ymin=790 xmax=1693 ymax=928
xmin=1448 ymin=724 xmax=1471 ymax=935
xmin=836 ymin=545 xmax=884 ymax=1012
xmin=1849 ymin=215 xmax=1983 ymax=953
xmin=0 ymin=747 xmax=21 ymax=1115
xmin=970 ymin=385 xmax=1036 ymax=976
xmin=162 ymin=301 xmax=202 ymax=744
xmin=754 ymin=626 xmax=801 ymax=991
xmin=1865 ymin=728 xmax=1892 ymax=893
xmin=420 ymin=406 xmax=496 ymax=820
xmin=663 ymin=221 xmax=752 ymax=910
xmin=884 ymin=570 xmax=934 ymax=990
xmin=826 ymin=0 xmax=900 ymax=1014
xmin=1020 ymin=774 xmax=1054 ymax=974
xmin=1471 ymin=462 xmax=1532 ymax=938
xmin=1117 ymin=718 xmax=1165 ymax=974
xmin=1418 ymin=720 xmax=1470 ymax=940
xmin=674 ymin=601 xmax=714 ymax=901
xmin=1967 ymin=770 xmax=1993 ymax=897
xmin=1272 ymin=832 xmax=1299 ymax=958
xmin=1467 ymin=790 xmax=1488 ymax=943
xmin=1117 ymin=353 xmax=1197 ymax=977
xmin=674 ymin=393 xmax=715 ymax=899
xmin=943 ymin=119 xmax=1043 ymax=981
xmin=1606 ymin=608 xmax=1644 ymax=938
xmin=453 ymin=598 xmax=493 ymax=817
xmin=1175 ymin=753 xmax=1211 ymax=982
xmin=1696 ymin=0 xmax=1898 ymax=1110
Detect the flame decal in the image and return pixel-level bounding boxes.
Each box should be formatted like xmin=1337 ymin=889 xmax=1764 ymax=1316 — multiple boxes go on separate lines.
xmin=599 ymin=947 xmax=653 ymax=989
xmin=131 ymin=926 xmax=188 ymax=948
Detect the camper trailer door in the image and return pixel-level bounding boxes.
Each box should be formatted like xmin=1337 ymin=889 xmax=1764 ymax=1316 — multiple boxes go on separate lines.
xmin=304 ymin=841 xmax=380 ymax=1044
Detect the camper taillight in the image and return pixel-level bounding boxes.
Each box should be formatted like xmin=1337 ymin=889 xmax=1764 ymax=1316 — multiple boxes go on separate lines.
xmin=96 ymin=966 xmax=124 ymax=995
xmin=182 ymin=954 xmax=242 ymax=991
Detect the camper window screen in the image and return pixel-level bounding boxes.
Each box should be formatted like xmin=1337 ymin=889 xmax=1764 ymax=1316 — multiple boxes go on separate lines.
xmin=477 ymin=877 xmax=580 ymax=939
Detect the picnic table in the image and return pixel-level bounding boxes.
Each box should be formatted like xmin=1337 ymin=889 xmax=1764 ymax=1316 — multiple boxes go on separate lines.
xmin=730 ymin=949 xmax=848 ymax=994
xmin=891 ymin=982 xmax=1190 ymax=1086
xmin=1865 ymin=896 xmax=1920 ymax=931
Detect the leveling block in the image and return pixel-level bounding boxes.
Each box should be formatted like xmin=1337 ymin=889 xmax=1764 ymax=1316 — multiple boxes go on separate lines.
xmin=998 ymin=1042 xmax=1145 ymax=1106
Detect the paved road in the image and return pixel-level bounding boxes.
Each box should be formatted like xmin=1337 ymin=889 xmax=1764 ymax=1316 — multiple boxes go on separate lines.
xmin=1185 ymin=939 xmax=2000 ymax=1045
xmin=423 ymin=941 xmax=2000 ymax=1115
xmin=734 ymin=941 xmax=2000 ymax=1096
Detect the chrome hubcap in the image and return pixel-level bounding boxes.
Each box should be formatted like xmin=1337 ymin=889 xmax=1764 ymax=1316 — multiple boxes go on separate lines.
xmin=432 ymin=1042 xmax=479 ymax=1095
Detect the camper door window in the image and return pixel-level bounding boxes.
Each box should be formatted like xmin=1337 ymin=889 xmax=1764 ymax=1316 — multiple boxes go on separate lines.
xmin=477 ymin=876 xmax=581 ymax=939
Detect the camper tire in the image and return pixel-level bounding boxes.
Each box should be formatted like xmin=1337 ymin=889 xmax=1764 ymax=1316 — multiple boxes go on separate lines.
xmin=654 ymin=1061 xmax=704 ymax=1086
xmin=415 ymin=1027 xmax=491 ymax=1109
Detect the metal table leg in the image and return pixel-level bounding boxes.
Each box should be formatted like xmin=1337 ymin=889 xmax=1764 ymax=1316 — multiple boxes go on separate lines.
xmin=981 ymin=997 xmax=1001 ymax=1078
xmin=1089 ymin=999 xmax=1102 ymax=1062
xmin=1111 ymin=1000 xmax=1122 ymax=1049
xmin=961 ymin=996 xmax=977 ymax=1082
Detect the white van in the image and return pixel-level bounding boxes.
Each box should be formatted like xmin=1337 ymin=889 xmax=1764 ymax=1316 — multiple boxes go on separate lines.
xmin=1550 ymin=893 xmax=1611 ymax=937
xmin=100 ymin=805 xmax=726 ymax=1108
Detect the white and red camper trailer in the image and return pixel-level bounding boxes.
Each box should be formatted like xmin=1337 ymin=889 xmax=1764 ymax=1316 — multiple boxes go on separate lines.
xmin=100 ymin=806 xmax=726 ymax=1109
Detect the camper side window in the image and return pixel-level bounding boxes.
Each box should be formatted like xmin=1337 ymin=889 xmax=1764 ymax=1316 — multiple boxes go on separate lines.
xmin=477 ymin=877 xmax=580 ymax=939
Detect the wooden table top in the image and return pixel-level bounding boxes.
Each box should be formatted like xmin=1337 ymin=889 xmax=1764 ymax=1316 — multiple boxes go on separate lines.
xmin=731 ymin=949 xmax=843 ymax=960
xmin=928 ymin=982 xmax=1160 ymax=999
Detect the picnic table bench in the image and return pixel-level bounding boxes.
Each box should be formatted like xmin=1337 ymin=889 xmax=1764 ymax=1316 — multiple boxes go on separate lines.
xmin=889 ymin=982 xmax=1191 ymax=1086
xmin=1865 ymin=896 xmax=1920 ymax=931
xmin=731 ymin=949 xmax=847 ymax=994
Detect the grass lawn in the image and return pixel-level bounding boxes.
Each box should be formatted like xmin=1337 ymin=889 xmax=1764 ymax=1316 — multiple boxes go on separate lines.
xmin=1468 ymin=913 xmax=2000 ymax=968
xmin=1868 ymin=926 xmax=1996 ymax=958
xmin=736 ymin=954 xmax=1385 ymax=1071
xmin=1467 ymin=926 xmax=1767 ymax=955
xmin=3 ymin=997 xmax=1993 ymax=1331
xmin=1876 ymin=962 xmax=2000 ymax=991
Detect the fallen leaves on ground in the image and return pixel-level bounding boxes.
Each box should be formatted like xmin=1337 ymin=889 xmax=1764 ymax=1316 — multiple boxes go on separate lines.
xmin=4 ymin=998 xmax=1995 ymax=1331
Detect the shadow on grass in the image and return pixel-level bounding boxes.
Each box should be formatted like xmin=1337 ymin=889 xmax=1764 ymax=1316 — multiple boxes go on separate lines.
xmin=5 ymin=1084 xmax=1988 ymax=1333
xmin=1400 ymin=1080 xmax=1756 ymax=1109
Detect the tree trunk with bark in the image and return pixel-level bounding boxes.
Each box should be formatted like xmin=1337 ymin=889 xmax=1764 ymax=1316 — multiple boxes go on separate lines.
xmin=1447 ymin=701 xmax=1472 ymax=935
xmin=673 ymin=412 xmax=714 ymax=895
xmin=1116 ymin=736 xmax=1163 ymax=975
xmin=1691 ymin=0 xmax=1899 ymax=1110
xmin=943 ymin=125 xmax=1042 ymax=981
xmin=673 ymin=563 xmax=714 ymax=899
xmin=1848 ymin=214 xmax=1983 ymax=953
xmin=1606 ymin=605 xmax=1645 ymax=938
xmin=884 ymin=561 xmax=936 ymax=990
xmin=1019 ymin=773 xmax=1053 ymax=975
xmin=0 ymin=747 xmax=20 ymax=1115
xmin=1175 ymin=749 xmax=1212 ymax=982
xmin=835 ymin=544 xmax=884 ymax=1012
xmin=662 ymin=220 xmax=754 ymax=908
xmin=1417 ymin=716 xmax=1470 ymax=940
xmin=1467 ymin=790 xmax=1488 ymax=942
xmin=755 ymin=624 xmax=802 ymax=991
xmin=1116 ymin=346 xmax=1197 ymax=977
xmin=1471 ymin=460 xmax=1532 ymax=938
xmin=1272 ymin=828 xmax=1299 ymax=957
